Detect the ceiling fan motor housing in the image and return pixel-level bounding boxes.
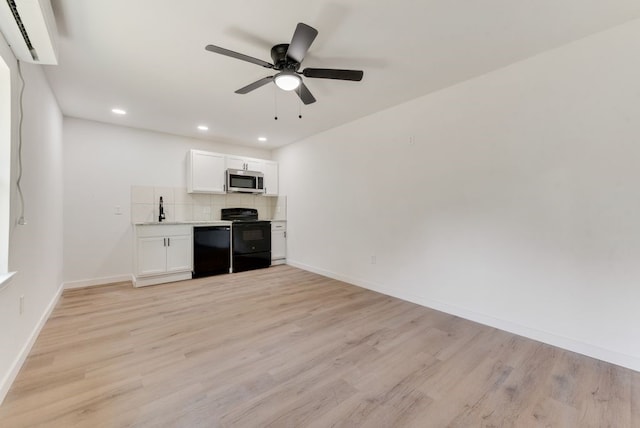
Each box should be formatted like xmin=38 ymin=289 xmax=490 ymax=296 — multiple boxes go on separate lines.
xmin=271 ymin=44 xmax=298 ymax=71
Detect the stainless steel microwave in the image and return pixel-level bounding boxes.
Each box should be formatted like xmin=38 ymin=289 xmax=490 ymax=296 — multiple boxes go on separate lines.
xmin=226 ymin=169 xmax=264 ymax=194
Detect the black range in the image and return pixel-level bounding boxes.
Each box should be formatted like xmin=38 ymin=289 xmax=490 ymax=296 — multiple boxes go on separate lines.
xmin=221 ymin=208 xmax=271 ymax=273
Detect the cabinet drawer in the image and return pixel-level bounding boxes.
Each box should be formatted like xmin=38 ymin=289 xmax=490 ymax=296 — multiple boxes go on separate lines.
xmin=271 ymin=221 xmax=286 ymax=231
xmin=136 ymin=225 xmax=192 ymax=237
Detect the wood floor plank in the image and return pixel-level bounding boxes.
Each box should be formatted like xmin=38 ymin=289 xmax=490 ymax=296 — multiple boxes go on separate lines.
xmin=0 ymin=265 xmax=638 ymax=427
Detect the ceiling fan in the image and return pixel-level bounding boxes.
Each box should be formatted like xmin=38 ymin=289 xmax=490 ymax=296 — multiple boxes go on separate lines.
xmin=205 ymin=23 xmax=364 ymax=105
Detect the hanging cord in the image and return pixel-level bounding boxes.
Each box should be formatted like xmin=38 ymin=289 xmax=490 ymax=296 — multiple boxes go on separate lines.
xmin=16 ymin=60 xmax=26 ymax=225
xmin=273 ymin=84 xmax=278 ymax=120
xmin=298 ymin=91 xmax=302 ymax=119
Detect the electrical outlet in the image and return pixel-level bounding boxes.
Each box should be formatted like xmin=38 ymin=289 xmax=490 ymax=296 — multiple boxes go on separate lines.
xmin=19 ymin=295 xmax=24 ymax=314
xmin=203 ymin=207 xmax=211 ymax=214
xmin=114 ymin=205 xmax=123 ymax=215
xmin=371 ymin=255 xmax=377 ymax=265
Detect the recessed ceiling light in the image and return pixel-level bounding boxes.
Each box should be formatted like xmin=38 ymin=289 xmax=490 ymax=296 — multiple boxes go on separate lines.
xmin=197 ymin=125 xmax=209 ymax=131
xmin=258 ymin=137 xmax=267 ymax=142
xmin=111 ymin=108 xmax=127 ymax=115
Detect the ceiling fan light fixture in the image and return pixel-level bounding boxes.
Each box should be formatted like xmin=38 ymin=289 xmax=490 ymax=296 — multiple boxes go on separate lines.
xmin=274 ymin=72 xmax=301 ymax=91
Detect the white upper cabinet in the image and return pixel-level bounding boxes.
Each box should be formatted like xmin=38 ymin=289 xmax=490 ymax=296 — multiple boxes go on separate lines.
xmin=187 ymin=150 xmax=226 ymax=194
xmin=226 ymin=157 xmax=278 ymax=196
xmin=246 ymin=160 xmax=264 ymax=172
xmin=225 ymin=156 xmax=263 ymax=173
xmin=225 ymin=156 xmax=247 ymax=171
xmin=188 ymin=149 xmax=279 ymax=195
xmin=262 ymin=160 xmax=278 ymax=196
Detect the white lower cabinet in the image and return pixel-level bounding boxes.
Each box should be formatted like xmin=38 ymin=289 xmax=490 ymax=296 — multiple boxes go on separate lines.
xmin=271 ymin=221 xmax=286 ymax=265
xmin=134 ymin=225 xmax=193 ymax=287
xmin=164 ymin=235 xmax=192 ymax=272
xmin=137 ymin=236 xmax=168 ymax=276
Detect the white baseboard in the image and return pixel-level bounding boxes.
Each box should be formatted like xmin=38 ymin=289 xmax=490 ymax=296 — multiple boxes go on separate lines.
xmin=64 ymin=274 xmax=133 ymax=289
xmin=288 ymin=259 xmax=640 ymax=373
xmin=133 ymin=272 xmax=191 ymax=288
xmin=0 ymin=282 xmax=64 ymax=405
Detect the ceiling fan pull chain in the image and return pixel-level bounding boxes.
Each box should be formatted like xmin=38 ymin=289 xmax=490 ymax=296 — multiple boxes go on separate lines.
xmin=273 ymin=85 xmax=278 ymax=120
xmin=298 ymin=91 xmax=302 ymax=119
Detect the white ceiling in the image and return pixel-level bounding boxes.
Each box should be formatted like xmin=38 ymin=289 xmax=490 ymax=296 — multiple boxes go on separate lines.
xmin=43 ymin=0 xmax=640 ymax=149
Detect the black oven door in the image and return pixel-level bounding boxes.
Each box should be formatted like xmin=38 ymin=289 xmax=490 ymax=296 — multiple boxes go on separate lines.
xmin=233 ymin=222 xmax=271 ymax=254
xmin=232 ymin=222 xmax=271 ymax=272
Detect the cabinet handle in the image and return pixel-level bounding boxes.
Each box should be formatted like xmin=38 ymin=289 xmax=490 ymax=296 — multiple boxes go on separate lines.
xmin=168 ymin=238 xmax=170 ymax=246
xmin=284 ymin=231 xmax=286 ymax=238
xmin=163 ymin=238 xmax=167 ymax=246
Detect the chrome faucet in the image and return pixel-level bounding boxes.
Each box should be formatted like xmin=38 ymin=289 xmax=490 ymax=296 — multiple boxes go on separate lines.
xmin=159 ymin=196 xmax=165 ymax=222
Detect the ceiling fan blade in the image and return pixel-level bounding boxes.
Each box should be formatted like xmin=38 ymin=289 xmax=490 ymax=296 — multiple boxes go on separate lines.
xmin=286 ymin=23 xmax=318 ymax=64
xmin=296 ymin=82 xmax=316 ymax=105
xmin=205 ymin=45 xmax=274 ymax=69
xmin=302 ymin=68 xmax=364 ymax=81
xmin=235 ymin=76 xmax=274 ymax=94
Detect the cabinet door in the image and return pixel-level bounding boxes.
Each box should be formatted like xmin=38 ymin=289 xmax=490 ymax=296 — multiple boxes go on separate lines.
xmin=137 ymin=237 xmax=167 ymax=276
xmin=225 ymin=156 xmax=247 ymax=171
xmin=271 ymin=230 xmax=286 ymax=260
xmin=262 ymin=161 xmax=278 ymax=196
xmin=227 ymin=156 xmax=264 ymax=172
xmin=165 ymin=234 xmax=193 ymax=273
xmin=246 ymin=160 xmax=264 ymax=172
xmin=188 ymin=150 xmax=226 ymax=193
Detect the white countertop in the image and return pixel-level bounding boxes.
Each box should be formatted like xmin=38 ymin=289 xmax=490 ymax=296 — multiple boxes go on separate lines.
xmin=134 ymin=220 xmax=284 ymax=226
xmin=134 ymin=221 xmax=233 ymax=226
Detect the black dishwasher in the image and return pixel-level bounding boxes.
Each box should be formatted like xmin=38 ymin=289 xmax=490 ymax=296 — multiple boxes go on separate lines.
xmin=193 ymin=226 xmax=231 ymax=278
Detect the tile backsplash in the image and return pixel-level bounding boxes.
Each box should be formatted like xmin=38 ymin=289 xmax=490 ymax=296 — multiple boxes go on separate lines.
xmin=131 ymin=186 xmax=286 ymax=223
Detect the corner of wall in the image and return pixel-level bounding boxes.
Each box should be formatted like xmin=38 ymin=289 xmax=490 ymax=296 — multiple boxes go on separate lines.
xmin=0 ymin=282 xmax=63 ymax=404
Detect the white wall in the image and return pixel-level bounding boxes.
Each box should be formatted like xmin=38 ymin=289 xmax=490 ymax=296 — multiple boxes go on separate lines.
xmin=275 ymin=19 xmax=640 ymax=371
xmin=0 ymin=41 xmax=64 ymax=400
xmin=0 ymin=52 xmax=9 ymax=271
xmin=62 ymin=118 xmax=271 ymax=286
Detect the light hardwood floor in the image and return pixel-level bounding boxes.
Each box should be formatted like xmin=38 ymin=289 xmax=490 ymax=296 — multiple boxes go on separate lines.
xmin=0 ymin=265 xmax=638 ymax=427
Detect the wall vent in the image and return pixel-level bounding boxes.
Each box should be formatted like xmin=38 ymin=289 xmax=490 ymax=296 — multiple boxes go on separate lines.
xmin=0 ymin=0 xmax=58 ymax=64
